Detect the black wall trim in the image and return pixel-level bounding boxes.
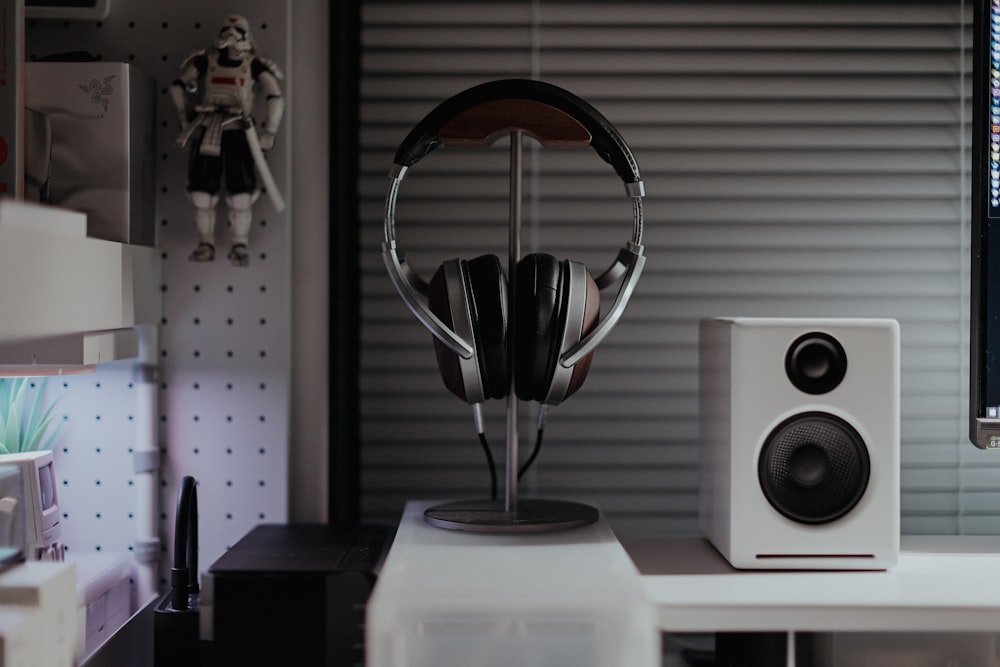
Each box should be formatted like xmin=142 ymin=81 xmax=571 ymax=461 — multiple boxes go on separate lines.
xmin=329 ymin=0 xmax=362 ymax=524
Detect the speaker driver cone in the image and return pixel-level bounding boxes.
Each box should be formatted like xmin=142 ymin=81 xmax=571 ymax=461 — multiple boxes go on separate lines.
xmin=758 ymin=412 xmax=870 ymax=524
xmin=785 ymin=332 xmax=847 ymax=395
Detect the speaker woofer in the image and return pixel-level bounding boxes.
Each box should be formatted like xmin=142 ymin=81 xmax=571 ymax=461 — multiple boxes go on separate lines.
xmin=758 ymin=412 xmax=870 ymax=524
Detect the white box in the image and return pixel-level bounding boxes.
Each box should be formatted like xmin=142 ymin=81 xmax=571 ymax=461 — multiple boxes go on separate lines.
xmin=71 ymin=552 xmax=133 ymax=662
xmin=0 ymin=606 xmax=42 ymax=667
xmin=366 ymin=501 xmax=658 ymax=667
xmin=0 ymin=561 xmax=77 ymax=666
xmin=24 ymin=61 xmax=155 ymax=245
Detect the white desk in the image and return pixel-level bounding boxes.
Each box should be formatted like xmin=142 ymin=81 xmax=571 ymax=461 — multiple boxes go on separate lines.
xmin=369 ymin=504 xmax=1000 ymax=666
xmin=623 ymin=535 xmax=1000 ymax=634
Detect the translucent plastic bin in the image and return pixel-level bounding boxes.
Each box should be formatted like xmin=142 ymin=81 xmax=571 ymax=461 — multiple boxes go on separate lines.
xmin=366 ymin=500 xmax=658 ymax=667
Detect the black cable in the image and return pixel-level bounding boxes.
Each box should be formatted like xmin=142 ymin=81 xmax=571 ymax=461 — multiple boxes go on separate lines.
xmin=170 ymin=476 xmax=198 ymax=611
xmin=186 ymin=485 xmax=199 ymax=598
xmin=476 ymin=407 xmax=546 ymax=497
xmin=154 ymin=476 xmax=202 ymax=667
xmin=478 ymin=432 xmax=498 ymax=500
xmin=518 ymin=426 xmax=545 ymax=481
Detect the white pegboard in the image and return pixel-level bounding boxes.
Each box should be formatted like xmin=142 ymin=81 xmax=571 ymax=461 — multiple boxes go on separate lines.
xmin=25 ymin=0 xmax=292 ymax=589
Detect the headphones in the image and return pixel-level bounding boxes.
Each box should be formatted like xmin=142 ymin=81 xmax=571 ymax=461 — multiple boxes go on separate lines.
xmin=382 ymin=79 xmax=645 ymax=406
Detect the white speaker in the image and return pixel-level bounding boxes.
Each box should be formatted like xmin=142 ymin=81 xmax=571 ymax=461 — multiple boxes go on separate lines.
xmin=698 ymin=317 xmax=900 ymax=570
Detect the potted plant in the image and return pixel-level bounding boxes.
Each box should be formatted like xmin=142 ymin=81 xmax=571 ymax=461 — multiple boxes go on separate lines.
xmin=0 ymin=379 xmax=63 ymax=454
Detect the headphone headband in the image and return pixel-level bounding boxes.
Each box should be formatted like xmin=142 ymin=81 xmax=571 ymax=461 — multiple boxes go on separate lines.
xmin=393 ymin=78 xmax=643 ymax=187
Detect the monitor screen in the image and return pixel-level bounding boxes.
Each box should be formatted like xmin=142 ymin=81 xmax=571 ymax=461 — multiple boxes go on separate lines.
xmin=37 ymin=463 xmax=55 ymax=512
xmin=971 ymin=0 xmax=1000 ymax=448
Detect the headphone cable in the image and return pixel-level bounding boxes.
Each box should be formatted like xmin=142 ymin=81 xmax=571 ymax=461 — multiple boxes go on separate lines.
xmin=472 ymin=405 xmax=498 ymax=500
xmin=474 ymin=405 xmax=550 ymax=497
xmin=518 ymin=406 xmax=548 ymax=481
xmin=517 ymin=427 xmax=544 ymax=481
xmin=478 ymin=433 xmax=498 ymax=501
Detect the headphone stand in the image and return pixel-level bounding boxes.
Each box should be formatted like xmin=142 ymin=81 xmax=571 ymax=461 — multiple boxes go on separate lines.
xmin=424 ymin=128 xmax=599 ymax=533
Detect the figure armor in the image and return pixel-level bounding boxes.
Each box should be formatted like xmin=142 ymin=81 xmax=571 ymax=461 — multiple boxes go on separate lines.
xmin=171 ymin=14 xmax=284 ymax=267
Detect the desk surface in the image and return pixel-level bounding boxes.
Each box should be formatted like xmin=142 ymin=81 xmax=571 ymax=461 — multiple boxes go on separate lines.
xmin=622 ymin=535 xmax=1000 ymax=633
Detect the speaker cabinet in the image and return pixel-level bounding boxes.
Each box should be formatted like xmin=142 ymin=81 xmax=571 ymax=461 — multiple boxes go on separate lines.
xmin=698 ymin=317 xmax=900 ymax=570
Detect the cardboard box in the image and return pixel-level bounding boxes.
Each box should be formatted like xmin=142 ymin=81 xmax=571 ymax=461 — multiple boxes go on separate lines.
xmin=24 ymin=61 xmax=156 ymax=245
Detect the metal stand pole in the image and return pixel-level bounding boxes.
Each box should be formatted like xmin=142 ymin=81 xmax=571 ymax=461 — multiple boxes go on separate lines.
xmin=505 ymin=130 xmax=523 ymax=513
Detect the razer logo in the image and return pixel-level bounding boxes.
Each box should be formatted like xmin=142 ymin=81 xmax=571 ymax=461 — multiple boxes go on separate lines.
xmin=79 ymin=75 xmax=116 ymax=113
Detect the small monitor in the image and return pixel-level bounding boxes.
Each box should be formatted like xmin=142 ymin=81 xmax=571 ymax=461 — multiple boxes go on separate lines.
xmin=0 ymin=451 xmax=63 ymax=560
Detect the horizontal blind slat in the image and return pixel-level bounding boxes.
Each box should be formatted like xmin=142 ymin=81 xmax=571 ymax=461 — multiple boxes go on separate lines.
xmin=358 ymin=1 xmax=972 ymax=533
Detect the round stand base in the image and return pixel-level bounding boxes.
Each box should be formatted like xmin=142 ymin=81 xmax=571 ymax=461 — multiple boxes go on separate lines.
xmin=423 ymin=498 xmax=599 ymax=533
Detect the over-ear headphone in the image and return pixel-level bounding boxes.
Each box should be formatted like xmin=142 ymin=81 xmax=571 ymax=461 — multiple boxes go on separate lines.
xmin=382 ymin=79 xmax=646 ymax=406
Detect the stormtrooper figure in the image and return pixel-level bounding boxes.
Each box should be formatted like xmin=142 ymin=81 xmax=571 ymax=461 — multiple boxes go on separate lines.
xmin=171 ymin=14 xmax=284 ymax=267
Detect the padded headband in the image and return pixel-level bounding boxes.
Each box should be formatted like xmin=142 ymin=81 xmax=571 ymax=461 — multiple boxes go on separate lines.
xmin=393 ymin=78 xmax=643 ymax=187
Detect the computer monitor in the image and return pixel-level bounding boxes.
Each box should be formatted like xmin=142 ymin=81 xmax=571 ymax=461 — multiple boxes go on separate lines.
xmin=0 ymin=451 xmax=63 ymax=560
xmin=971 ymin=0 xmax=1000 ymax=448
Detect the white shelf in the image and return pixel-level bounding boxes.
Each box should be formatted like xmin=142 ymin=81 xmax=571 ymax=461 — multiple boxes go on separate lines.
xmin=624 ymin=535 xmax=1000 ymax=634
xmin=0 ymin=200 xmax=160 ymax=368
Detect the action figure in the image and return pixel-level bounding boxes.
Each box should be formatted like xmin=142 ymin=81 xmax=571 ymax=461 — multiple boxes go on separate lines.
xmin=171 ymin=14 xmax=285 ymax=267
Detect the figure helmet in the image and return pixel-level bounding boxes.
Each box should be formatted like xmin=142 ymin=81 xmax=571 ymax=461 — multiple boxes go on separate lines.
xmin=216 ymin=14 xmax=255 ymax=55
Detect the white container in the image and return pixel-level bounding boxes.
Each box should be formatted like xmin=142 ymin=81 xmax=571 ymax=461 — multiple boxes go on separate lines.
xmin=366 ymin=500 xmax=658 ymax=667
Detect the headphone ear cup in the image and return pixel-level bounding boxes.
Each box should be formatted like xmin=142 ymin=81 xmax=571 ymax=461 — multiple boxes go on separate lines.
xmin=514 ymin=253 xmax=600 ymax=403
xmin=427 ymin=260 xmax=470 ymax=401
xmin=465 ymin=254 xmax=510 ymax=399
xmin=427 ymin=255 xmax=509 ymax=402
xmin=562 ymin=268 xmax=600 ymax=399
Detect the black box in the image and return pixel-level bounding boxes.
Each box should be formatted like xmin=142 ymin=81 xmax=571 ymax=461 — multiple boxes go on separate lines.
xmin=208 ymin=524 xmax=393 ymax=667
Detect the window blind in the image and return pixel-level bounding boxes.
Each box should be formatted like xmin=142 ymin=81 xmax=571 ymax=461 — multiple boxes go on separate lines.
xmin=357 ymin=1 xmax=987 ymax=536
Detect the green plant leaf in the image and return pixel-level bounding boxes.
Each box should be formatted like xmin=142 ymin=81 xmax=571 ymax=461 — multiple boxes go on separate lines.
xmin=24 ymin=398 xmax=63 ymax=453
xmin=4 ymin=380 xmax=26 ymax=453
xmin=0 ymin=381 xmax=8 ymax=444
xmin=0 ymin=379 xmax=63 ymax=453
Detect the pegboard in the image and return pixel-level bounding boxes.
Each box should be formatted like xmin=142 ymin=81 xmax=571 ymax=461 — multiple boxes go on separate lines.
xmin=25 ymin=0 xmax=292 ymax=590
